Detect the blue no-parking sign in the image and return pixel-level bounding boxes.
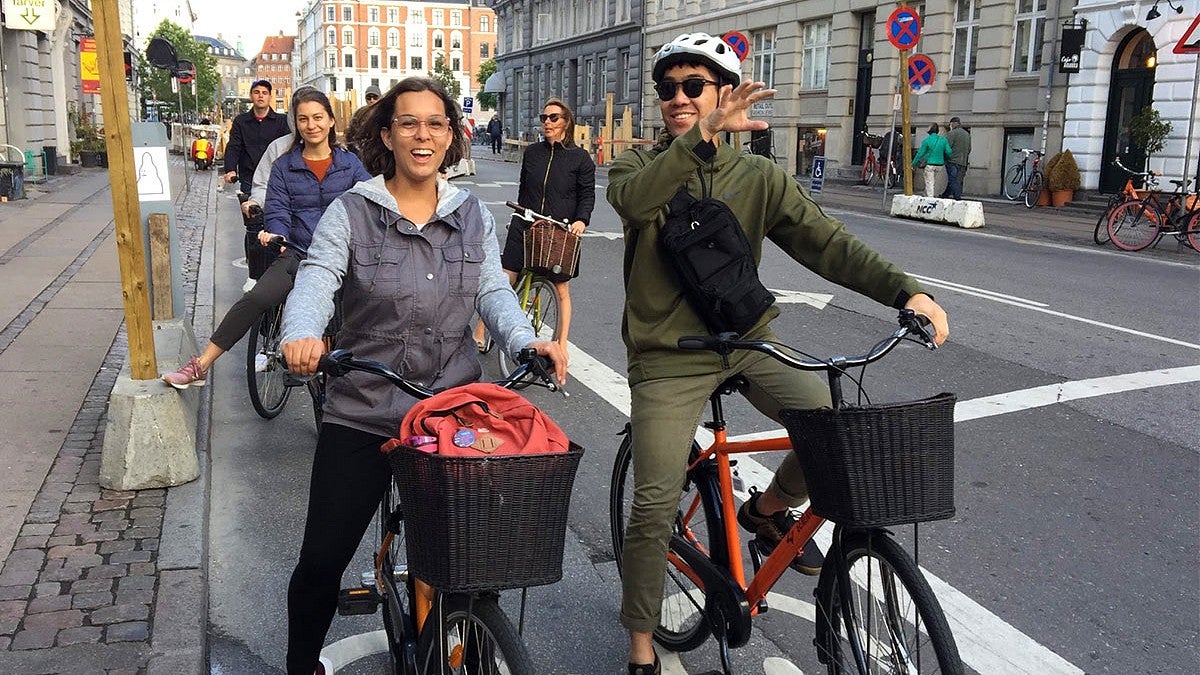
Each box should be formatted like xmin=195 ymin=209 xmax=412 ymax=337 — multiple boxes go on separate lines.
xmin=810 ymin=156 xmax=826 ymax=193
xmin=907 ymin=54 xmax=936 ymax=94
xmin=887 ymin=7 xmax=922 ymax=50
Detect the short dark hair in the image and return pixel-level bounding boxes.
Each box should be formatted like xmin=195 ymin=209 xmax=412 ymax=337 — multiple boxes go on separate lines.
xmin=291 ymin=89 xmax=338 ymax=148
xmin=350 ymin=77 xmax=466 ymax=178
xmin=251 ymin=79 xmax=272 ymax=92
xmin=949 ymin=116 xmax=961 ymax=124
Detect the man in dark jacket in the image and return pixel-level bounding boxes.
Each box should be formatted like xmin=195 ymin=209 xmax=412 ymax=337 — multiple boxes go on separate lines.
xmin=487 ymin=114 xmax=503 ymax=154
xmin=223 ymin=79 xmax=290 ymax=197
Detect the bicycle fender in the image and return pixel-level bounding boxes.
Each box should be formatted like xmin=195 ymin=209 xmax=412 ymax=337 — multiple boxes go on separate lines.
xmin=669 ymin=533 xmax=753 ymax=649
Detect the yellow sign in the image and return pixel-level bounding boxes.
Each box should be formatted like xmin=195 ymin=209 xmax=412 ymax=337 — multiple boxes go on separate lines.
xmin=81 ymin=37 xmax=100 ymax=94
xmin=2 ymin=0 xmax=55 ymax=32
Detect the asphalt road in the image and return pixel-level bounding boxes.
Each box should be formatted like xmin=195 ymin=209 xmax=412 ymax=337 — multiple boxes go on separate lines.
xmin=207 ymin=156 xmax=1199 ymax=674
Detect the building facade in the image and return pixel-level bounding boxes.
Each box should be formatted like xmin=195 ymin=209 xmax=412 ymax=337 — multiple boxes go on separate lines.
xmin=132 ymin=0 xmax=195 ymax=47
xmin=255 ymin=34 xmax=297 ymax=111
xmin=195 ymin=35 xmax=250 ymax=118
xmin=296 ymin=0 xmax=497 ymax=109
xmin=489 ymin=0 xmax=643 ymax=144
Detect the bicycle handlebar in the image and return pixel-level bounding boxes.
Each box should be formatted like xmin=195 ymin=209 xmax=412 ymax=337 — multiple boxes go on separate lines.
xmin=506 ymin=201 xmax=570 ymax=229
xmin=316 ymin=347 xmax=562 ymax=397
xmin=1011 ymin=148 xmax=1045 ymax=157
xmin=1112 ymin=157 xmax=1159 ymax=180
xmin=677 ymin=310 xmax=936 ymax=372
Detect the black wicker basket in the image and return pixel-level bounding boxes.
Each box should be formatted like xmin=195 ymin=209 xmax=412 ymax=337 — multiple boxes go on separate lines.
xmin=386 ymin=443 xmax=584 ymax=593
xmin=863 ymin=133 xmax=884 ymax=149
xmin=780 ymin=393 xmax=956 ymax=528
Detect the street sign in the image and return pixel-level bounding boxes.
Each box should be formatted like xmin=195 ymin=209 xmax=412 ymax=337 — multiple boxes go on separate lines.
xmin=907 ymin=54 xmax=936 ymax=95
xmin=722 ymin=31 xmax=751 ymax=62
xmin=462 ymin=96 xmax=474 ymax=113
xmin=887 ymin=7 xmax=922 ymax=50
xmin=810 ymin=156 xmax=826 ymax=193
xmin=2 ymin=0 xmax=54 ymax=31
xmin=1174 ymin=15 xmax=1200 ymax=55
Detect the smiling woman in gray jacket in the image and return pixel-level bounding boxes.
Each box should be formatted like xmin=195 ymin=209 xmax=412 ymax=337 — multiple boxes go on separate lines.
xmin=278 ymin=77 xmax=568 ymax=675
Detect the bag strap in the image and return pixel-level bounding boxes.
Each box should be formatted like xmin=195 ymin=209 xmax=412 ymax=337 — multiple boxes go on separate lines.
xmin=667 ymin=185 xmax=694 ymax=216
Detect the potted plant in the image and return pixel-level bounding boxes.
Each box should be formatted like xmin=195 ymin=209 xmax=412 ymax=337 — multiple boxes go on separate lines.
xmin=1128 ymin=106 xmax=1172 ymax=173
xmin=69 ymin=105 xmax=107 ymax=167
xmin=1046 ymin=149 xmax=1081 ymax=207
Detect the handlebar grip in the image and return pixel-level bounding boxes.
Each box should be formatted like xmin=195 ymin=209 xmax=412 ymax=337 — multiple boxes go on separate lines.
xmin=678 ymin=335 xmax=717 ymax=351
xmin=267 ymin=235 xmax=285 ymax=247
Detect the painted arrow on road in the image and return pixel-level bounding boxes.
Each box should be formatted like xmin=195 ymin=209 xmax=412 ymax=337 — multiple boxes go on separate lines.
xmin=771 ymin=289 xmax=833 ymax=310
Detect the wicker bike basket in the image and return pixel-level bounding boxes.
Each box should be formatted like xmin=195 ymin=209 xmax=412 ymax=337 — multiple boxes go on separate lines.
xmin=386 ymin=442 xmax=584 ymax=593
xmin=779 ymin=392 xmax=956 ymax=528
xmin=862 ymin=133 xmax=884 ymax=149
xmin=523 ymin=219 xmax=581 ymax=278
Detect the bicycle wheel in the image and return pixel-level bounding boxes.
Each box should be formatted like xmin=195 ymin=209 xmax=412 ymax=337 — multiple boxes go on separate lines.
xmin=862 ymin=158 xmax=878 ymax=187
xmin=380 ymin=480 xmax=417 ymax=672
xmin=246 ymin=307 xmax=291 ymax=418
xmin=610 ymin=432 xmax=720 ymax=652
xmin=1022 ymin=171 xmax=1043 ymax=209
xmin=1107 ymin=201 xmax=1162 ymax=251
xmin=497 ymin=277 xmax=558 ymax=383
xmin=415 ymin=593 xmax=535 ymax=675
xmin=1002 ymin=164 xmax=1024 ymax=200
xmin=815 ymin=530 xmax=963 ymax=675
xmin=1183 ymin=210 xmax=1199 ymax=251
xmin=885 ymin=163 xmax=899 ymax=190
xmin=1093 ymin=196 xmax=1121 ymax=245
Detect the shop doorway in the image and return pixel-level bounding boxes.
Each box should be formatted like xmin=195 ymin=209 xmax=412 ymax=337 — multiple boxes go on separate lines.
xmin=1099 ymin=29 xmax=1157 ymax=193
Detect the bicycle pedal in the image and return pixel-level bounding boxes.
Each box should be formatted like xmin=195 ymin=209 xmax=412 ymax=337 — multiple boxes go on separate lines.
xmin=337 ymin=586 xmax=381 ymax=616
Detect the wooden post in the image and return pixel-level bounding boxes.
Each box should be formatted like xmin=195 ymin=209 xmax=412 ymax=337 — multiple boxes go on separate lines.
xmin=148 ymin=214 xmax=173 ymax=320
xmin=900 ymin=49 xmax=914 ymax=196
xmin=94 ymin=0 xmax=157 ymax=380
xmin=603 ymin=93 xmax=614 ymax=167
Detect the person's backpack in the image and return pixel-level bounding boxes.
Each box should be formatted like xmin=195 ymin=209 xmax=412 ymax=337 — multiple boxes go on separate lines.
xmin=384 ymin=383 xmax=569 ymax=457
xmin=659 ymin=187 xmax=775 ymax=335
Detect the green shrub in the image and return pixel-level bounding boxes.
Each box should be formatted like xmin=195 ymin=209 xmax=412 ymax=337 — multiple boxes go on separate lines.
xmin=1046 ymin=149 xmax=1081 ymax=192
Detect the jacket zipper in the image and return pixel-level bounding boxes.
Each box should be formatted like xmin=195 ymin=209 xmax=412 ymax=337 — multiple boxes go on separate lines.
xmin=539 ymin=144 xmax=555 ymax=213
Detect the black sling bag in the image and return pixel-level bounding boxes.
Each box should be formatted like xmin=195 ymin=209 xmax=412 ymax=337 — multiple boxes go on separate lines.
xmin=659 ymin=184 xmax=775 ymax=335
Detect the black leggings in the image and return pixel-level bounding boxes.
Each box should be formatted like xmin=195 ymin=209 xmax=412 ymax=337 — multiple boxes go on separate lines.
xmin=210 ymin=252 xmax=299 ymax=351
xmin=286 ymin=423 xmax=392 ymax=674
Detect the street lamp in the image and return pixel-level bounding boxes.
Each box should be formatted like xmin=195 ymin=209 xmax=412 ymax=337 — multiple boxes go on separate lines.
xmin=1146 ymin=0 xmax=1183 ymax=21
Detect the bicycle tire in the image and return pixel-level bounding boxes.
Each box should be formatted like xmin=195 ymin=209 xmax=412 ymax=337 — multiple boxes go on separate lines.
xmin=1002 ymin=164 xmax=1024 ymax=200
xmin=246 ymin=307 xmax=291 ymax=418
xmin=1093 ymin=196 xmax=1122 ymax=245
xmin=610 ymin=432 xmax=720 ymax=652
xmin=885 ymin=163 xmax=899 ymax=190
xmin=1022 ymin=171 xmax=1043 ymax=209
xmin=814 ymin=530 xmax=963 ymax=675
xmin=862 ymin=159 xmax=878 ymax=187
xmin=1107 ymin=201 xmax=1162 ymax=251
xmin=497 ymin=278 xmax=558 ymax=386
xmin=380 ymin=480 xmax=417 ymax=673
xmin=1184 ymin=210 xmax=1200 ymax=251
xmin=415 ymin=593 xmax=535 ymax=675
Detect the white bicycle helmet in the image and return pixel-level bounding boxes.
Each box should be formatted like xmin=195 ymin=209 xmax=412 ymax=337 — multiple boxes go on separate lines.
xmin=652 ymin=33 xmax=742 ymax=86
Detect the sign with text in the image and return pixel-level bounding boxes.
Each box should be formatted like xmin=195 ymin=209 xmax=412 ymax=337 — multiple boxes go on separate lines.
xmin=887 ymin=7 xmax=921 ymax=50
xmin=1059 ymin=26 xmax=1085 ymax=73
xmin=462 ymin=96 xmax=473 ymax=113
xmin=81 ymin=38 xmax=100 ymax=94
xmin=3 ymin=0 xmax=55 ymax=31
xmin=810 ymin=156 xmax=826 ymax=193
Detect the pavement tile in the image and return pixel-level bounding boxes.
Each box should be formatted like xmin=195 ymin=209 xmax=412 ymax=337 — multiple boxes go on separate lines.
xmin=9 ymin=627 xmax=58 ymax=650
xmin=105 ymin=621 xmax=148 ymax=643
xmin=27 ymin=594 xmax=73 ymax=614
xmin=70 ymin=592 xmax=113 ymax=610
xmin=22 ymin=608 xmax=82 ymax=630
xmin=55 ymin=625 xmax=103 ymax=647
xmin=88 ymin=603 xmax=149 ymax=625
xmin=69 ymin=579 xmax=113 ymax=595
xmin=0 ymin=586 xmax=30 ymax=602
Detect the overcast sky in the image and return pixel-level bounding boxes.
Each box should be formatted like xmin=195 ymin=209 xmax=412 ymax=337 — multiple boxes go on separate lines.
xmin=191 ymin=0 xmax=307 ymax=59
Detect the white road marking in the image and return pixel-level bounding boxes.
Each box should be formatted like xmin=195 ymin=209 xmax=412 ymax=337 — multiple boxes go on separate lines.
xmin=910 ymin=274 xmax=1200 ymax=349
xmin=319 ymin=629 xmax=389 ymax=672
xmin=771 ymin=289 xmax=834 ymax=310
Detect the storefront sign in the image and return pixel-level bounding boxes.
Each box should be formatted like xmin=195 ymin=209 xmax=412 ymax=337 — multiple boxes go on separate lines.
xmin=1059 ymin=27 xmax=1085 ymax=73
xmin=3 ymin=0 xmax=55 ymax=31
xmin=81 ymin=37 xmax=100 ymax=94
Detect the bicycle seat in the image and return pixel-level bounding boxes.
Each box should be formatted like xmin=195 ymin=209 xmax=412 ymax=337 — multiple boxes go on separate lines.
xmin=1169 ymin=179 xmax=1189 ymax=188
xmin=715 ymin=375 xmax=748 ymax=397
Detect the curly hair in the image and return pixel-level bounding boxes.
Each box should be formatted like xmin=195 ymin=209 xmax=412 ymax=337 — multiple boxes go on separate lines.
xmin=348 ymin=77 xmax=466 ymax=178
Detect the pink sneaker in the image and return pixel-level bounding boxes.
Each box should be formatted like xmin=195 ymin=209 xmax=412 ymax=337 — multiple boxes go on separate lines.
xmin=162 ymin=356 xmax=207 ymax=390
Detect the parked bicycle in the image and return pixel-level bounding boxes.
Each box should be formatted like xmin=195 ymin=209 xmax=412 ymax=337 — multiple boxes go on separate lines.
xmin=1092 ymin=160 xmax=1160 ymax=245
xmin=326 ymin=348 xmax=577 ymax=674
xmin=859 ymin=131 xmax=884 ymax=187
xmin=1105 ymin=159 xmax=1199 ymax=252
xmin=610 ymin=310 xmax=963 ymax=675
xmin=1003 ymin=148 xmax=1045 ymax=208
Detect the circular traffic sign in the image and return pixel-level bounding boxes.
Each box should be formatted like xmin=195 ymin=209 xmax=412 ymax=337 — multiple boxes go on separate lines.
xmin=887 ymin=7 xmax=922 ymax=50
xmin=907 ymin=53 xmax=936 ymax=95
xmin=722 ymin=31 xmax=751 ymax=62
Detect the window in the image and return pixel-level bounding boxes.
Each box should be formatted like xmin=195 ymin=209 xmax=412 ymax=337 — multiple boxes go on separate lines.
xmin=325 ymin=5 xmax=335 ymax=21
xmin=801 ymin=20 xmax=831 ymax=89
xmin=370 ymin=54 xmax=379 ymax=69
xmin=451 ymin=32 xmax=462 ymax=50
xmin=368 ymin=28 xmax=380 ymax=47
xmin=536 ymin=13 xmax=552 ymax=42
xmin=389 ymin=55 xmax=398 ymax=69
xmin=434 ymin=32 xmax=444 ymax=49
xmin=451 ymin=57 xmax=461 ymax=71
xmin=953 ymin=0 xmax=981 ymax=77
xmin=513 ymin=10 xmax=524 ymax=49
xmin=451 ymin=10 xmax=462 ymax=26
xmin=752 ymin=28 xmax=776 ymax=88
xmin=344 ymin=53 xmax=354 ymax=68
xmin=481 ymin=16 xmax=490 ymax=32
xmin=599 ymin=56 xmax=609 ymax=98
xmin=411 ymin=56 xmax=424 ymax=70
xmin=327 ymin=52 xmax=336 ymax=68
xmin=584 ymin=58 xmax=595 ymax=100
xmin=619 ymin=50 xmax=630 ymax=100
xmin=1012 ymin=0 xmax=1046 ymax=73
xmin=345 ymin=77 xmax=353 ymax=91
xmin=411 ymin=31 xmax=425 ymax=48
xmin=371 ymin=78 xmax=379 ymax=87
xmin=368 ymin=6 xmax=379 ymax=23
xmin=343 ymin=29 xmax=353 ymax=46
xmin=481 ymin=43 xmax=490 ymax=58
xmin=617 ymin=0 xmax=631 ymax=23
xmin=409 ymin=8 xmax=424 ymax=24
xmin=329 ymin=76 xmax=336 ymax=90
xmin=327 ymin=28 xmax=336 ymax=45
xmin=387 ymin=28 xmax=399 ymax=48
xmin=388 ymin=7 xmax=398 ymax=24
xmin=342 ymin=6 xmax=352 ymax=21
xmin=433 ymin=9 xmax=444 ymax=24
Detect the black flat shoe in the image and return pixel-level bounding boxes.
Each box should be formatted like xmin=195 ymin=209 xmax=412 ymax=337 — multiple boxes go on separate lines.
xmin=628 ymin=655 xmax=660 ymax=675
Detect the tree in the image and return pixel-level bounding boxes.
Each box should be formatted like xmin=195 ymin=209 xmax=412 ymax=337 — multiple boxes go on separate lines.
xmin=428 ymin=56 xmax=462 ymax=100
xmin=136 ymin=20 xmax=219 ymax=121
xmin=475 ymin=59 xmax=497 ymax=110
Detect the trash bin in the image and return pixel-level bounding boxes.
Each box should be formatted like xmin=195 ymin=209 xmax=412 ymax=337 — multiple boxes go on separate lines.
xmin=0 ymin=161 xmax=26 ymax=200
xmin=43 ymin=146 xmax=57 ymax=176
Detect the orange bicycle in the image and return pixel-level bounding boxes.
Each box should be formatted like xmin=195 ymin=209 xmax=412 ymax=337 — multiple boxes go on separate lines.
xmin=610 ymin=311 xmax=963 ymax=674
xmin=1105 ymin=159 xmax=1199 ymax=252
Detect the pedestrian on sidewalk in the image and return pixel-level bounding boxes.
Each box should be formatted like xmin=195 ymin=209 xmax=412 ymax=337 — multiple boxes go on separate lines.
xmin=473 ymin=97 xmax=595 ymax=353
xmin=939 ymin=116 xmax=971 ymax=200
xmin=278 ymin=76 xmax=568 ymax=675
xmin=162 ymin=89 xmax=370 ymax=389
xmin=913 ymin=123 xmax=951 ymax=198
xmin=488 ymin=113 xmax=503 ymax=154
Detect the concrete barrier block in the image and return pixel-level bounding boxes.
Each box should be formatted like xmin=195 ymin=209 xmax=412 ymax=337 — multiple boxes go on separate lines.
xmin=99 ymin=320 xmax=201 ymax=491
xmin=890 ymin=195 xmax=985 ymax=228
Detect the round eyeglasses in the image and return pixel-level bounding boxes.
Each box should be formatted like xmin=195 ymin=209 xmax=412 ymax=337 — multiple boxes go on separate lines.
xmin=391 ymin=115 xmax=452 ymax=137
xmin=653 ymin=78 xmax=720 ymax=101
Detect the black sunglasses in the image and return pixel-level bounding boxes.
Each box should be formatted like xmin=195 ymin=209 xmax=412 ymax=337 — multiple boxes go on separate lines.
xmin=654 ymin=78 xmax=720 ymax=101
xmin=538 ymin=112 xmax=564 ymax=123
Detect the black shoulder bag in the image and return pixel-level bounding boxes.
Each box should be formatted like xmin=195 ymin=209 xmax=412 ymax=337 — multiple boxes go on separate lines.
xmin=659 ymin=184 xmax=775 ymax=335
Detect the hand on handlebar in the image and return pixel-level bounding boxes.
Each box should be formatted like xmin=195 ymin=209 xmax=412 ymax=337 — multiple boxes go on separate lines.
xmin=525 ymin=340 xmax=568 ymax=387
xmin=257 ymin=230 xmax=286 ymax=252
xmin=283 ymin=337 xmax=326 ymax=377
xmin=904 ymin=293 xmax=949 ymax=346
xmin=224 ymin=171 xmax=238 ymax=184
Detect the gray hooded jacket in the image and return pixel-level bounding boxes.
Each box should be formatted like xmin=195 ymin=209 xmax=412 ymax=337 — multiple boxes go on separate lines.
xmin=281 ymin=175 xmax=537 ymax=437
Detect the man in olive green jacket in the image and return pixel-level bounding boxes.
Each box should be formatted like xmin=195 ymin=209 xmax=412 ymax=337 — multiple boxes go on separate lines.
xmin=606 ymin=32 xmax=950 ymax=675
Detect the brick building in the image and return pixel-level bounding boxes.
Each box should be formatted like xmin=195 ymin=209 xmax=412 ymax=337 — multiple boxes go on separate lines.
xmin=254 ymin=34 xmax=297 ymax=111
